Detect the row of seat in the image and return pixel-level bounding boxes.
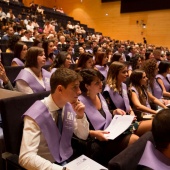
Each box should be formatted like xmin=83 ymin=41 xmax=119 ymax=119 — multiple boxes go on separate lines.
xmin=0 ymin=89 xmax=155 ymax=170
xmin=0 ymin=1 xmax=96 ymax=35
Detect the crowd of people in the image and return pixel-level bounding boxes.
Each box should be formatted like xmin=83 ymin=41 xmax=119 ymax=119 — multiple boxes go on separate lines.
xmin=0 ymin=1 xmax=170 ymax=170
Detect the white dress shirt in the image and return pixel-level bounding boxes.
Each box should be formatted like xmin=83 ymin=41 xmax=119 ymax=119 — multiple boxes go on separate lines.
xmin=19 ymin=95 xmax=89 ymax=170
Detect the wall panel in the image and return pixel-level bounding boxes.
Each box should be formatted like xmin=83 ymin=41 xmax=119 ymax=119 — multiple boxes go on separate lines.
xmin=23 ymin=0 xmax=170 ymax=48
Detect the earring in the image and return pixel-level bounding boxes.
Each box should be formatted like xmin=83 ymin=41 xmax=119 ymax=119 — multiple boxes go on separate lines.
xmin=86 ymin=89 xmax=90 ymax=96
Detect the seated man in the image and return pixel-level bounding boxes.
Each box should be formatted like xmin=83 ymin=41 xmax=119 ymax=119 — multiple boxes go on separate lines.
xmin=138 ymin=109 xmax=170 ymax=169
xmin=19 ymin=68 xmax=89 ymax=170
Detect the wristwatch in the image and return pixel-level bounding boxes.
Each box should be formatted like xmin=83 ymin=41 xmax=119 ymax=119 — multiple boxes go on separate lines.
xmin=62 ymin=167 xmax=66 ymax=170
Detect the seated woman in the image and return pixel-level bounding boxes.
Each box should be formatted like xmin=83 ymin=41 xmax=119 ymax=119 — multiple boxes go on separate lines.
xmin=78 ymin=69 xmax=139 ymax=166
xmin=129 ymin=69 xmax=167 ymax=114
xmin=110 ymin=53 xmax=124 ymax=63
xmin=75 ymin=53 xmax=95 ymax=72
xmin=103 ymin=62 xmax=152 ymax=137
xmin=42 ymin=40 xmax=55 ymax=65
xmin=0 ymin=62 xmax=14 ymax=90
xmin=128 ymin=54 xmax=142 ymax=77
xmin=145 ymin=50 xmax=154 ymax=60
xmin=14 ymin=47 xmax=51 ymax=94
xmin=95 ymin=52 xmax=109 ymax=79
xmin=11 ymin=42 xmax=28 ymax=67
xmin=49 ymin=51 xmax=72 ymax=74
xmin=155 ymin=61 xmax=170 ymax=98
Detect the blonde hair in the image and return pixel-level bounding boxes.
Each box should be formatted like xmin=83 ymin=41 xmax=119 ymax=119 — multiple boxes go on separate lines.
xmin=107 ymin=61 xmax=127 ymax=92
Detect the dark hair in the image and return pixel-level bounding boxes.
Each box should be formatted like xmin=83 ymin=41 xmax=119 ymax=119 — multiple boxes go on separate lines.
xmin=76 ymin=53 xmax=93 ymax=70
xmin=110 ymin=53 xmax=122 ymax=63
xmin=42 ymin=39 xmax=54 ymax=60
xmin=130 ymin=69 xmax=144 ymax=87
xmin=33 ymin=39 xmax=42 ymax=47
xmin=152 ymin=109 xmax=170 ymax=151
xmin=130 ymin=54 xmax=142 ymax=70
xmin=79 ymin=69 xmax=104 ymax=93
xmin=158 ymin=61 xmax=170 ymax=74
xmin=129 ymin=69 xmax=147 ymax=106
xmin=95 ymin=52 xmax=107 ymax=66
xmin=25 ymin=47 xmax=44 ymax=68
xmin=14 ymin=42 xmax=26 ymax=59
xmin=51 ymin=51 xmax=70 ymax=69
xmin=7 ymin=35 xmax=20 ymax=51
xmin=50 ymin=68 xmax=82 ymax=94
xmin=145 ymin=50 xmax=153 ymax=60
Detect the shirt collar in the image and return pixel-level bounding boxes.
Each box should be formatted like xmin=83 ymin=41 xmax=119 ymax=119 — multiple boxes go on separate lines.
xmin=43 ymin=94 xmax=59 ymax=112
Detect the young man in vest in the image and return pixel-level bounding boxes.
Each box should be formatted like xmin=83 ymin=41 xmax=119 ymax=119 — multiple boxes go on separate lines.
xmin=138 ymin=109 xmax=170 ymax=169
xmin=19 ymin=68 xmax=89 ymax=170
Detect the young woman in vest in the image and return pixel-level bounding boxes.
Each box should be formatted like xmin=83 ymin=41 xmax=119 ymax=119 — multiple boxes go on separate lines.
xmin=78 ymin=69 xmax=139 ymax=166
xmin=129 ymin=69 xmax=167 ymax=114
xmin=11 ymin=42 xmax=28 ymax=66
xmin=103 ymin=62 xmax=152 ymax=136
xmin=42 ymin=39 xmax=55 ymax=65
xmin=95 ymin=52 xmax=109 ymax=80
xmin=49 ymin=51 xmax=72 ymax=74
xmin=141 ymin=59 xmax=170 ymax=106
xmin=75 ymin=53 xmax=95 ymax=72
xmin=15 ymin=47 xmax=51 ymax=94
xmin=156 ymin=61 xmax=170 ymax=98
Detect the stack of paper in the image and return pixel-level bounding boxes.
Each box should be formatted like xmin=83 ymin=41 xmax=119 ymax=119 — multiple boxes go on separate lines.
xmin=66 ymin=155 xmax=108 ymax=170
xmin=104 ymin=115 xmax=134 ymax=140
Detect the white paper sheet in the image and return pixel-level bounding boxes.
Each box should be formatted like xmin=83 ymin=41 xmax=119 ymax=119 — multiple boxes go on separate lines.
xmin=66 ymin=155 xmax=108 ymax=170
xmin=104 ymin=115 xmax=134 ymax=140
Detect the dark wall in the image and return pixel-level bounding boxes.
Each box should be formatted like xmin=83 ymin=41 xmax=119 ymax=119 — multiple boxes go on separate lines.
xmin=121 ymin=0 xmax=170 ymax=13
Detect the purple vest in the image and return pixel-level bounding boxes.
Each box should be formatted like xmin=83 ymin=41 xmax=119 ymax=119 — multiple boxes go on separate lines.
xmin=78 ymin=93 xmax=112 ymax=130
xmin=51 ymin=68 xmax=57 ymax=75
xmin=104 ymin=83 xmax=130 ymax=113
xmin=45 ymin=59 xmax=52 ymax=66
xmin=23 ymin=101 xmax=75 ymax=163
xmin=131 ymin=86 xmax=151 ymax=109
xmin=138 ymin=141 xmax=170 ymax=170
xmin=95 ymin=65 xmax=108 ymax=79
xmin=15 ymin=68 xmax=51 ymax=93
xmin=12 ymin=58 xmax=24 ymax=66
xmin=152 ymin=79 xmax=163 ymax=99
xmin=156 ymin=74 xmax=170 ymax=92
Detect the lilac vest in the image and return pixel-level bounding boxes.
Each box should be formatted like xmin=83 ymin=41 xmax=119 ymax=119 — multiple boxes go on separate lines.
xmin=12 ymin=58 xmax=24 ymax=66
xmin=23 ymin=101 xmax=75 ymax=163
xmin=78 ymin=93 xmax=112 ymax=130
xmin=45 ymin=59 xmax=53 ymax=66
xmin=51 ymin=68 xmax=57 ymax=75
xmin=156 ymin=74 xmax=170 ymax=92
xmin=131 ymin=86 xmax=151 ymax=109
xmin=138 ymin=141 xmax=170 ymax=170
xmin=95 ymin=65 xmax=109 ymax=79
xmin=15 ymin=68 xmax=51 ymax=93
xmin=104 ymin=83 xmax=130 ymax=113
xmin=152 ymin=79 xmax=163 ymax=99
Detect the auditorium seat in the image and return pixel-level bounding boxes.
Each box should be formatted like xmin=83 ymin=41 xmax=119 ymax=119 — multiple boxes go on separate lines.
xmin=4 ymin=66 xmax=24 ymax=85
xmin=1 ymin=53 xmax=14 ymax=66
xmin=0 ymin=44 xmax=8 ymax=52
xmin=0 ymin=91 xmax=50 ymax=170
xmin=108 ymin=131 xmax=154 ymax=170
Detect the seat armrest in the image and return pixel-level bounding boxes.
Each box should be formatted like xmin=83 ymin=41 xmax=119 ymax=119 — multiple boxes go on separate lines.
xmin=2 ymin=152 xmax=26 ymax=170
